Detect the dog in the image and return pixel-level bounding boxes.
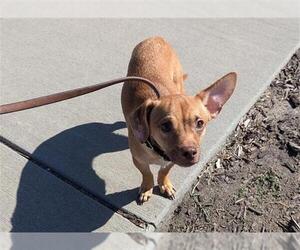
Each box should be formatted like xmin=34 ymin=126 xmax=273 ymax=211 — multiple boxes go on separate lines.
xmin=121 ymin=37 xmax=237 ymax=203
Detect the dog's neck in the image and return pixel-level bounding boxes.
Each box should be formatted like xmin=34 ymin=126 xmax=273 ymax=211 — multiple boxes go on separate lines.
xmin=144 ymin=137 xmax=171 ymax=162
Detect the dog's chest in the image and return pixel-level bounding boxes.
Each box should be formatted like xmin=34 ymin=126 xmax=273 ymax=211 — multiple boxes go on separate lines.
xmin=150 ymin=156 xmax=170 ymax=169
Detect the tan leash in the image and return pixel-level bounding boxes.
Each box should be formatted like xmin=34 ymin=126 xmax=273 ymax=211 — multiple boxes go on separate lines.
xmin=0 ymin=76 xmax=160 ymax=115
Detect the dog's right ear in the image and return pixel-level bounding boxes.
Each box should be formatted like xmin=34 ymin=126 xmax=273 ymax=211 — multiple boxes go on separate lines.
xmin=196 ymin=72 xmax=237 ymax=119
xmin=130 ymin=99 xmax=158 ymax=143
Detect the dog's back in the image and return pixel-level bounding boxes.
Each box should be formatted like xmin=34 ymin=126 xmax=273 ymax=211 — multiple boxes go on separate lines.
xmin=121 ymin=36 xmax=185 ymax=116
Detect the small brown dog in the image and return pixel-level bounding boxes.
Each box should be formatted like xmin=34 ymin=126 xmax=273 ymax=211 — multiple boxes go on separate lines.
xmin=121 ymin=37 xmax=237 ymax=203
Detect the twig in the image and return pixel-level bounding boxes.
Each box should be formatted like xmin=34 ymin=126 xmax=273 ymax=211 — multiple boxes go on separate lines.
xmin=235 ymin=198 xmax=245 ymax=204
xmin=268 ymin=201 xmax=290 ymax=208
xmin=190 ymin=169 xmax=209 ymax=195
xmin=247 ymin=206 xmax=263 ymax=216
xmin=190 ymin=177 xmax=202 ymax=195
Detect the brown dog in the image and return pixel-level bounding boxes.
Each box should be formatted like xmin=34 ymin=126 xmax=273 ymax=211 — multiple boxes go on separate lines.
xmin=121 ymin=37 xmax=237 ymax=203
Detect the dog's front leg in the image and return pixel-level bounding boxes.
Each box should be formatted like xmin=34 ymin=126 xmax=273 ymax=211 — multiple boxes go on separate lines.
xmin=157 ymin=162 xmax=176 ymax=199
xmin=133 ymin=157 xmax=154 ymax=203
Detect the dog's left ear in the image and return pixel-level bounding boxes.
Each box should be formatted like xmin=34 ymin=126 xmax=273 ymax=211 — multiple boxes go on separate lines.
xmin=129 ymin=99 xmax=159 ymax=143
xmin=196 ymin=72 xmax=237 ymax=119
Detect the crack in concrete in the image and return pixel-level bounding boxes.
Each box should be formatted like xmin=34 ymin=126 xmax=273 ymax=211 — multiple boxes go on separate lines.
xmin=0 ymin=135 xmax=156 ymax=231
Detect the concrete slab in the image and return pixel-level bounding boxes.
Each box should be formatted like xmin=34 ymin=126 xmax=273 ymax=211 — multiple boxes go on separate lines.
xmin=1 ymin=19 xmax=299 ymax=228
xmin=155 ymin=233 xmax=300 ymax=250
xmin=0 ymin=233 xmax=160 ymax=250
xmin=0 ymin=144 xmax=142 ymax=232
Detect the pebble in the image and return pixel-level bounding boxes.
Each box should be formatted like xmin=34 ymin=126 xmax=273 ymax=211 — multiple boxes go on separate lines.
xmin=288 ymin=95 xmax=300 ymax=108
xmin=287 ymin=141 xmax=300 ymax=155
xmin=282 ymin=162 xmax=297 ymax=173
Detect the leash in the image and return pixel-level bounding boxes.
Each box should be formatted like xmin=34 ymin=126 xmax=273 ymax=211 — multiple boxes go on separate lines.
xmin=0 ymin=76 xmax=160 ymax=115
xmin=0 ymin=75 xmax=170 ymax=161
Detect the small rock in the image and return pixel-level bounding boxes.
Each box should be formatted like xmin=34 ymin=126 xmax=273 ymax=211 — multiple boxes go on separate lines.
xmin=257 ymin=159 xmax=264 ymax=166
xmin=174 ymin=206 xmax=182 ymax=214
xmin=237 ymin=145 xmax=243 ymax=157
xmin=260 ymin=136 xmax=267 ymax=142
xmin=266 ymin=124 xmax=273 ymax=132
xmin=257 ymin=150 xmax=267 ymax=159
xmin=243 ymin=119 xmax=251 ymax=128
xmin=185 ymin=209 xmax=191 ymax=216
xmin=215 ymin=159 xmax=221 ymax=169
xmin=197 ymin=195 xmax=204 ymax=203
xmin=287 ymin=141 xmax=300 ymax=155
xmin=282 ymin=162 xmax=297 ymax=173
xmin=288 ymin=95 xmax=300 ymax=108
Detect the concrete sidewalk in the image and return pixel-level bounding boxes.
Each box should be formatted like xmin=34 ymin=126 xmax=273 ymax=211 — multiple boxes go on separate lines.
xmin=1 ymin=19 xmax=299 ymax=231
xmin=1 ymin=233 xmax=160 ymax=250
xmin=0 ymin=143 xmax=142 ymax=232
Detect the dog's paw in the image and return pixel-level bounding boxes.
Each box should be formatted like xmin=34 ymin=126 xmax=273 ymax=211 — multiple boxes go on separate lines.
xmin=159 ymin=181 xmax=176 ymax=200
xmin=138 ymin=188 xmax=153 ymax=204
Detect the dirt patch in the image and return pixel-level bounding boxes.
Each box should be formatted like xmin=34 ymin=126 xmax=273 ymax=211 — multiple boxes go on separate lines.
xmin=159 ymin=49 xmax=300 ymax=232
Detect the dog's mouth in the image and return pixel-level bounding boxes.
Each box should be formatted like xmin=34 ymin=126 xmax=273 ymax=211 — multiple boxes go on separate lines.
xmin=176 ymin=159 xmax=199 ymax=167
xmin=148 ymin=138 xmax=200 ymax=166
xmin=168 ymin=151 xmax=200 ymax=167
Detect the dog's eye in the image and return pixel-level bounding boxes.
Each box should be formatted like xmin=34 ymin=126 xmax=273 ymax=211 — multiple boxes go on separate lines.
xmin=195 ymin=118 xmax=204 ymax=130
xmin=161 ymin=121 xmax=172 ymax=133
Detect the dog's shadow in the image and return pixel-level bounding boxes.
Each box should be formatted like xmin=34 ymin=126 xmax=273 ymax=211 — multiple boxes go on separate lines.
xmin=10 ymin=121 xmax=140 ymax=235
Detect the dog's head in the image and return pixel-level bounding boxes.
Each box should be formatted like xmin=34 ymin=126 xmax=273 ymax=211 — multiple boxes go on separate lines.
xmin=130 ymin=72 xmax=237 ymax=167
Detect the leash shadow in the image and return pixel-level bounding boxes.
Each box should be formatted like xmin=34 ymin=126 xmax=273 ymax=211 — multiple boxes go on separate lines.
xmin=10 ymin=121 xmax=139 ymax=236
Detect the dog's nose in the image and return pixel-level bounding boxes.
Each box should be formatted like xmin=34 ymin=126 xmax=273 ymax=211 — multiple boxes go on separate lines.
xmin=182 ymin=147 xmax=197 ymax=160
